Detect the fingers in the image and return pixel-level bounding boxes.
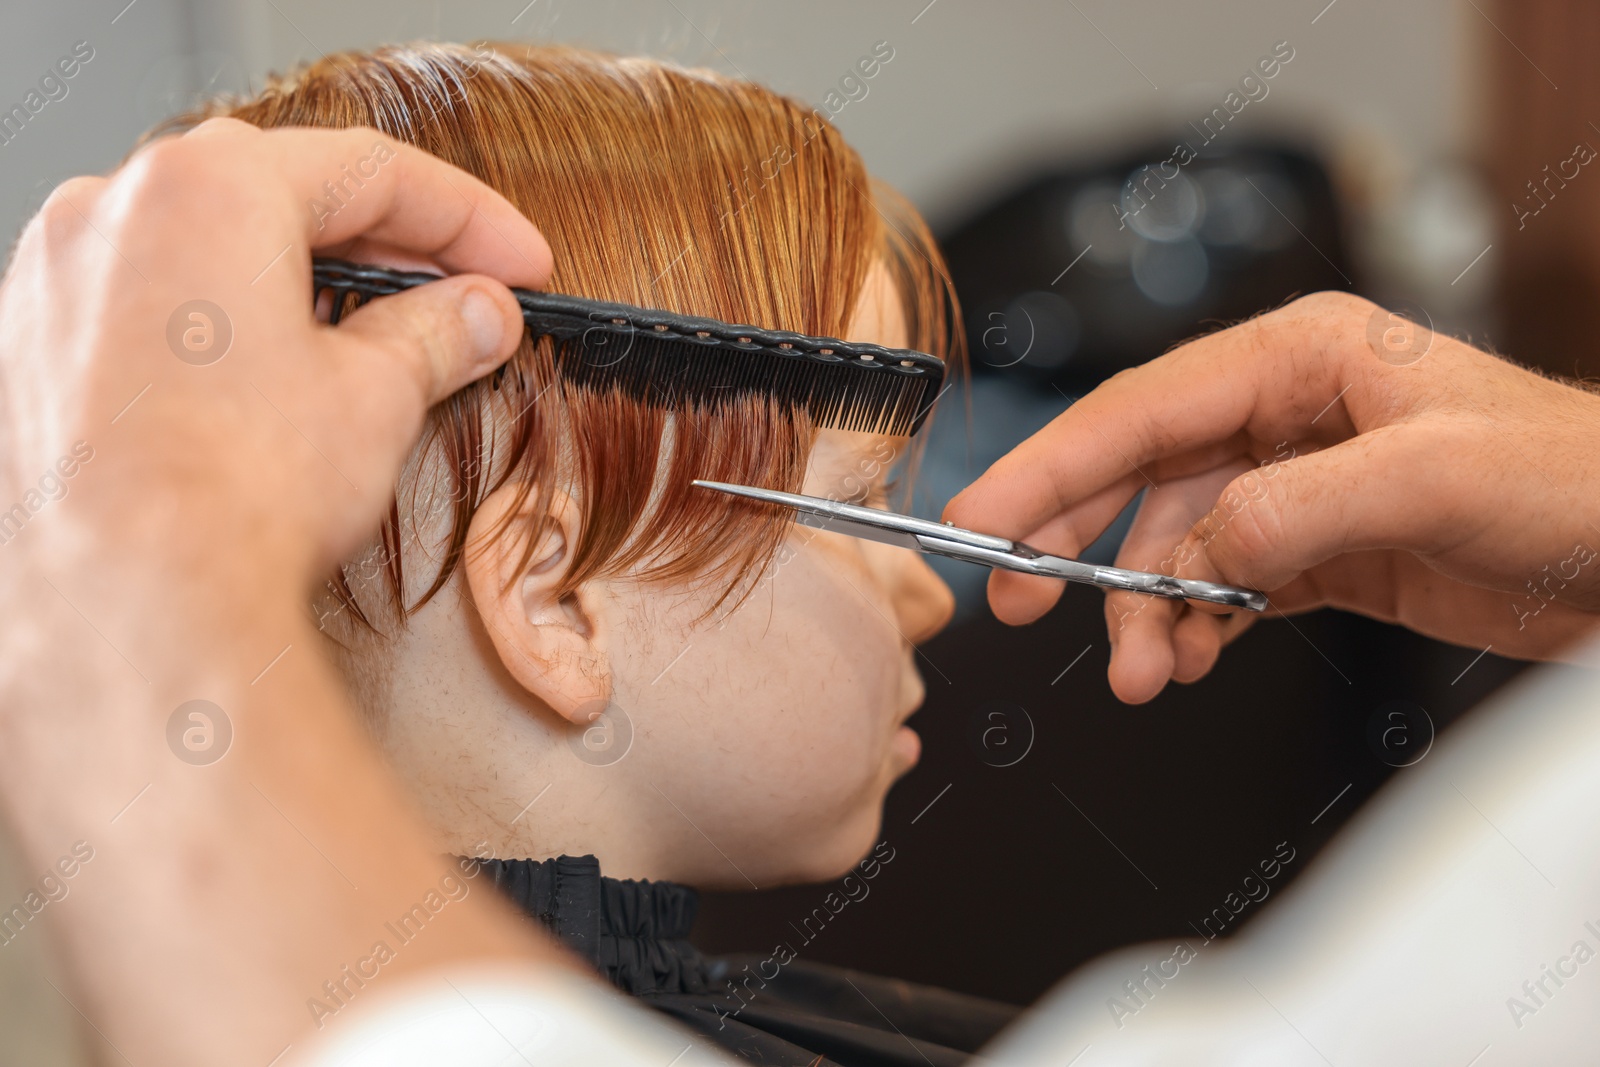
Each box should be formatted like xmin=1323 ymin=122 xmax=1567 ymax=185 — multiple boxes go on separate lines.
xmin=943 ymin=292 xmax=1372 ymax=546
xmin=1183 ymin=426 xmax=1470 ymax=593
xmin=1105 ymin=593 xmax=1177 ymax=704
xmin=1090 ymin=426 xmax=1462 ymax=702
xmin=987 ymin=569 xmax=1065 ymax=627
xmin=182 ymin=118 xmax=553 ymax=289
xmin=1100 ymin=462 xmax=1255 ymax=700
xmin=328 ymin=273 xmax=527 ymax=411
xmin=1104 ymin=594 xmax=1254 ymax=703
xmin=32 ymin=175 xmax=107 ymax=230
xmin=1171 ymin=609 xmax=1227 ymax=682
xmin=986 ymin=474 xmax=1144 ymax=625
xmin=6 ymin=176 xmax=107 ymax=282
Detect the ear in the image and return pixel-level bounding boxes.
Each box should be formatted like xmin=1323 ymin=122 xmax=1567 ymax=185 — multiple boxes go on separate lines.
xmin=462 ymin=482 xmax=612 ymax=724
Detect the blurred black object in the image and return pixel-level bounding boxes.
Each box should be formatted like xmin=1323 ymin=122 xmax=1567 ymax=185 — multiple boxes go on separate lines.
xmin=942 ymin=141 xmax=1351 ymax=390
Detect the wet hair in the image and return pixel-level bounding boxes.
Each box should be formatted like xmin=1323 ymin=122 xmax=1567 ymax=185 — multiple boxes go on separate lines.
xmin=157 ymin=42 xmax=959 ymax=642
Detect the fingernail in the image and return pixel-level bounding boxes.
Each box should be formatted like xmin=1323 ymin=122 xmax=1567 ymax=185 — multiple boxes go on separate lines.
xmin=462 ymin=288 xmax=506 ymax=362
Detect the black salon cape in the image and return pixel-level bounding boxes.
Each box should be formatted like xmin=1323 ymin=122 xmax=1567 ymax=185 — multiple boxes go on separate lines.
xmin=470 ymin=855 xmax=1020 ymax=1067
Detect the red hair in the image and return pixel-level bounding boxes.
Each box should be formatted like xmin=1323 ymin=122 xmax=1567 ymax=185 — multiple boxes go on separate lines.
xmin=160 ymin=42 xmax=960 ymax=630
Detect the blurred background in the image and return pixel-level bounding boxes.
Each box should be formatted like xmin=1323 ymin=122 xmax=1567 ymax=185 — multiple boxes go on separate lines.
xmin=2 ymin=0 xmax=1591 ymax=1061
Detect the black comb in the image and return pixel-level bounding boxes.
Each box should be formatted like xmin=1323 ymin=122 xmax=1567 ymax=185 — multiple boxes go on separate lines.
xmin=312 ymin=258 xmax=947 ymax=436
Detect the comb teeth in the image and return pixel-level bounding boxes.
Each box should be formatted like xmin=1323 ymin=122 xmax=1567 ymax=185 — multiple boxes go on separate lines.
xmin=311 ymin=258 xmax=946 ymax=436
xmin=549 ymin=333 xmax=932 ymax=436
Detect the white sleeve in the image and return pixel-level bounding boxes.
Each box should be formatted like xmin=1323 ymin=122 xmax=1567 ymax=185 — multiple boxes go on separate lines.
xmin=289 ymin=965 xmax=738 ymax=1067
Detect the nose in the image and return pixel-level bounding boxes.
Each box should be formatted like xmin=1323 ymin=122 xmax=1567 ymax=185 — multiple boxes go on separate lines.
xmin=895 ymin=552 xmax=955 ymax=646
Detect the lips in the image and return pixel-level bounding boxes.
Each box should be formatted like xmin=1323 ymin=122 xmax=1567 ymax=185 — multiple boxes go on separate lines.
xmin=892 ymin=721 xmax=922 ymax=769
xmin=895 ymin=664 xmax=926 ymax=727
xmin=895 ymin=704 xmax=920 ymax=728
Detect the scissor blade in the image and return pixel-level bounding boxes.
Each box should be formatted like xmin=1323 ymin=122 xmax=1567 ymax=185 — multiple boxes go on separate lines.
xmin=690 ymin=479 xmax=1268 ymax=612
xmin=691 ymin=479 xmax=1012 ymax=552
xmin=790 ymin=509 xmax=925 ymax=551
xmin=930 ymin=536 xmax=1268 ymax=612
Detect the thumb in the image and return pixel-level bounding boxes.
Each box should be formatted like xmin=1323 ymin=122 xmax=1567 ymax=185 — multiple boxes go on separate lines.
xmin=328 ymin=273 xmax=526 ymax=406
xmin=1182 ymin=429 xmax=1462 ymax=594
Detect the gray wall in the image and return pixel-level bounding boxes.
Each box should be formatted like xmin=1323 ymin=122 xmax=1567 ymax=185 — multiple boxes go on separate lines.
xmin=3 ymin=0 xmax=1478 ymax=241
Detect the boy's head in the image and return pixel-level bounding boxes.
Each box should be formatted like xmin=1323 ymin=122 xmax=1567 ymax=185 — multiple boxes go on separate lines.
xmin=171 ymin=42 xmax=960 ymax=887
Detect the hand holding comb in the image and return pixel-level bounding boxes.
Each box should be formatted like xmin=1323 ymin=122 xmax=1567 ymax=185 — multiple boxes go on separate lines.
xmin=311 ymin=258 xmax=946 ymax=436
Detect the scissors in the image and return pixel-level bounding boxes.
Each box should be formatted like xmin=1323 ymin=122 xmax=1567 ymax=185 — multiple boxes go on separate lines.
xmin=692 ymin=480 xmax=1268 ymax=612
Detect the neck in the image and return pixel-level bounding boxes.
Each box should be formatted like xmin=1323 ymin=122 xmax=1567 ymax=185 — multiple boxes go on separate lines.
xmin=373 ymin=590 xmax=670 ymax=879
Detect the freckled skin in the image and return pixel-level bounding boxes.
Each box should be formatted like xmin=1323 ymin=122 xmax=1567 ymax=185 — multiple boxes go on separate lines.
xmin=376 ymin=268 xmax=955 ymax=889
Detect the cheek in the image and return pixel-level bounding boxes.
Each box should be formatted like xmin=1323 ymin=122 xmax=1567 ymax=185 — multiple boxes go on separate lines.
xmin=728 ymin=541 xmax=905 ymax=823
xmin=617 ymin=535 xmax=904 ymax=801
xmin=595 ymin=536 xmax=915 ymax=880
xmin=763 ymin=533 xmax=903 ymax=700
xmin=712 ymin=536 xmax=901 ymax=741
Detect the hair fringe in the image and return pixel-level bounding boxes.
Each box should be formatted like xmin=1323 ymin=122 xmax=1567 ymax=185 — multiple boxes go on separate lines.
xmin=159 ymin=41 xmax=963 ymax=640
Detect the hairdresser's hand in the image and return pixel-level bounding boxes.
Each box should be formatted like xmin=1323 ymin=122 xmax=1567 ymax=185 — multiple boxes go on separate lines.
xmin=0 ymin=118 xmax=562 ymax=1067
xmin=0 ymin=116 xmax=551 ymax=598
xmin=944 ymin=292 xmax=1600 ymax=703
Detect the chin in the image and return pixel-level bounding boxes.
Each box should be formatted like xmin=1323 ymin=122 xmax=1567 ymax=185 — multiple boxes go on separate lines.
xmin=758 ymin=800 xmax=886 ymax=888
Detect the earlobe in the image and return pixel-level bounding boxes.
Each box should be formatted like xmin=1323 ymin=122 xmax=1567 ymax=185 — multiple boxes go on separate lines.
xmin=463 ymin=483 xmax=613 ymax=723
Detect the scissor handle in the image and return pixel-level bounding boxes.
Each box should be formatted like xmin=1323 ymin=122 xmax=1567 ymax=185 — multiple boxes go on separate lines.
xmin=915 ymin=536 xmax=1268 ymax=612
